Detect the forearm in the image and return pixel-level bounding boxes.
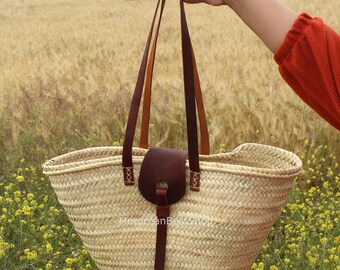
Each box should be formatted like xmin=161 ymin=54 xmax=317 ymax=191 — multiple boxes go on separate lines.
xmin=226 ymin=0 xmax=299 ymax=53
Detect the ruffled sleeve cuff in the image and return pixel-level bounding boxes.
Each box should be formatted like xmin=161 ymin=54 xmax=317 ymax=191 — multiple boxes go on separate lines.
xmin=274 ymin=13 xmax=314 ymax=64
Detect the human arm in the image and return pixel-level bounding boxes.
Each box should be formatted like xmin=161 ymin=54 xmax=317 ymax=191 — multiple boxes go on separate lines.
xmin=184 ymin=0 xmax=299 ymax=53
xmin=274 ymin=13 xmax=340 ymax=130
xmin=184 ymin=0 xmax=340 ymax=130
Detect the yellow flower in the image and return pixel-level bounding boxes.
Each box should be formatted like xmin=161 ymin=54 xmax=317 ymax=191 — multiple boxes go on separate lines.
xmin=309 ymin=257 xmax=317 ymax=267
xmin=258 ymin=262 xmax=264 ymax=270
xmin=45 ymin=242 xmax=53 ymax=253
xmin=65 ymin=257 xmax=75 ymax=264
xmin=284 ymin=258 xmax=291 ymax=265
xmin=330 ymin=247 xmax=337 ymax=254
xmin=27 ymin=193 xmax=35 ymax=201
xmin=0 ymin=237 xmax=7 ymax=258
xmin=30 ymin=200 xmax=37 ymax=208
xmin=46 ymin=262 xmax=52 ymax=270
xmin=22 ymin=205 xmax=32 ymax=216
xmin=85 ymin=261 xmax=92 ymax=269
xmin=320 ymin=237 xmax=328 ymax=245
xmin=23 ymin=249 xmax=37 ymax=261
xmin=16 ymin=175 xmax=24 ymax=183
xmin=288 ymin=243 xmax=298 ymax=251
xmin=81 ymin=245 xmax=88 ymax=255
xmin=327 ymin=169 xmax=334 ymax=177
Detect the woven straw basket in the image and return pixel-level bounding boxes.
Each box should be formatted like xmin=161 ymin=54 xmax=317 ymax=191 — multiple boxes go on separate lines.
xmin=43 ymin=144 xmax=302 ymax=270
xmin=43 ymin=0 xmax=303 ymax=269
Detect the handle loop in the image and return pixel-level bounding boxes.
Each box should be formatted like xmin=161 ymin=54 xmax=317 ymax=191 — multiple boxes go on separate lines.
xmin=179 ymin=0 xmax=201 ymax=191
xmin=122 ymin=0 xmax=204 ymax=191
xmin=139 ymin=9 xmax=210 ymax=155
xmin=122 ymin=0 xmax=165 ymax=185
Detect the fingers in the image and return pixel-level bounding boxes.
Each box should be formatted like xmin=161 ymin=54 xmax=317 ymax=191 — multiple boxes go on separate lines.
xmin=183 ymin=0 xmax=206 ymax=4
xmin=183 ymin=0 xmax=225 ymax=6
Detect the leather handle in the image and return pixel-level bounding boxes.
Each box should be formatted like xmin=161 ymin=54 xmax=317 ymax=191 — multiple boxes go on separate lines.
xmin=123 ymin=0 xmax=202 ymax=191
xmin=180 ymin=0 xmax=201 ymax=191
xmin=139 ymin=13 xmax=210 ymax=155
xmin=123 ymin=0 xmax=165 ymax=186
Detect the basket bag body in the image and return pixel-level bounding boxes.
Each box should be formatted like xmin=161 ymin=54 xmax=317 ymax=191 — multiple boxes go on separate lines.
xmin=43 ymin=1 xmax=303 ymax=269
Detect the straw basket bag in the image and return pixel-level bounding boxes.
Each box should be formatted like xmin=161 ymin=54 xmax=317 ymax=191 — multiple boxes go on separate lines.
xmin=42 ymin=0 xmax=303 ymax=269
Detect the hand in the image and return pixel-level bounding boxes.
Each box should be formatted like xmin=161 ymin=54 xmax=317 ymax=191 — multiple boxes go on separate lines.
xmin=183 ymin=0 xmax=228 ymax=7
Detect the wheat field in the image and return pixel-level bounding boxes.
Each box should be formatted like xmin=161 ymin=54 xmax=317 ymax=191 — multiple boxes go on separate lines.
xmin=0 ymin=0 xmax=339 ymax=158
xmin=0 ymin=0 xmax=339 ymax=269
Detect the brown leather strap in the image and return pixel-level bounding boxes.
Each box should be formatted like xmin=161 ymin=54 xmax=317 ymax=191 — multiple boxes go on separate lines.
xmin=140 ymin=20 xmax=210 ymax=155
xmin=122 ymin=0 xmax=165 ymax=185
xmin=123 ymin=0 xmax=202 ymax=191
xmin=155 ymin=187 xmax=169 ymax=270
xmin=139 ymin=19 xmax=158 ymax=150
xmin=192 ymin=51 xmax=210 ymax=155
xmin=180 ymin=0 xmax=201 ymax=191
xmin=139 ymin=148 xmax=186 ymax=269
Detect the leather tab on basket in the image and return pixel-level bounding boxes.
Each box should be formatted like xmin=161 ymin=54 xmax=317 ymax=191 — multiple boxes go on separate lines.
xmin=189 ymin=171 xmax=201 ymax=192
xmin=139 ymin=148 xmax=187 ymax=205
xmin=155 ymin=187 xmax=169 ymax=270
xmin=123 ymin=167 xmax=134 ymax=186
xmin=157 ymin=205 xmax=170 ymax=218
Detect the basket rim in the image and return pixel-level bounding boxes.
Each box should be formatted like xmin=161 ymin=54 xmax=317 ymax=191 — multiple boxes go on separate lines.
xmin=42 ymin=143 xmax=303 ymax=178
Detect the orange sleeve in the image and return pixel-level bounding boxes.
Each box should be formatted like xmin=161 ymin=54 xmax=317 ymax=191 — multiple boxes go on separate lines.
xmin=274 ymin=13 xmax=340 ymax=131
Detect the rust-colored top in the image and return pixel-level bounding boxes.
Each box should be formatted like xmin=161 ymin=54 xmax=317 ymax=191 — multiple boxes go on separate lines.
xmin=275 ymin=13 xmax=340 ymax=130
